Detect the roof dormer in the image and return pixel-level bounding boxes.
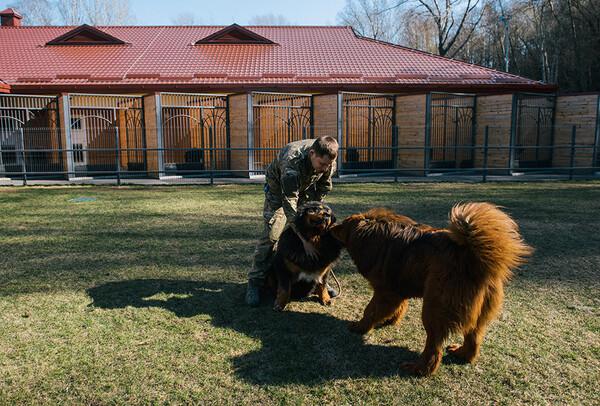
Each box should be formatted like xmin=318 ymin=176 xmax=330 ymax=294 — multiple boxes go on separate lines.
xmin=195 ymin=24 xmax=275 ymax=45
xmin=45 ymin=24 xmax=126 ymax=46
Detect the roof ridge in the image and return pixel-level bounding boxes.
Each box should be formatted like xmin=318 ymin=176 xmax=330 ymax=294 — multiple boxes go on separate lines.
xmin=0 ymin=24 xmax=351 ymax=30
xmin=243 ymin=25 xmax=347 ymax=28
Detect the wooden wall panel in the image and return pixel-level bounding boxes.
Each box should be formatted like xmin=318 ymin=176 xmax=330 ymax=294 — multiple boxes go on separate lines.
xmin=395 ymin=94 xmax=426 ymax=172
xmin=228 ymin=93 xmax=250 ymax=175
xmin=475 ymin=94 xmax=513 ymax=171
xmin=143 ymin=94 xmax=159 ymax=177
xmin=313 ymin=94 xmax=338 ymax=139
xmin=554 ymin=94 xmax=599 ymax=171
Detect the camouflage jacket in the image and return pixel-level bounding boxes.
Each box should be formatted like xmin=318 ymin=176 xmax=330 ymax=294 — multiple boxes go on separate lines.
xmin=265 ymin=139 xmax=334 ymax=231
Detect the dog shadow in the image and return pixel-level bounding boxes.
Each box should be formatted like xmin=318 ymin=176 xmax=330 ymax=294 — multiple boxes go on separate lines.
xmin=87 ymin=279 xmax=420 ymax=385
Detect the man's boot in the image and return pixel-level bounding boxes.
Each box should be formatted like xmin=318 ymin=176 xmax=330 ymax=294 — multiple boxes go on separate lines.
xmin=245 ymin=278 xmax=262 ymax=307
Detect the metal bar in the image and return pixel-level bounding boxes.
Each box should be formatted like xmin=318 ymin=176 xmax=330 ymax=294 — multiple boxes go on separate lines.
xmin=483 ymin=125 xmax=489 ymax=182
xmin=342 ymin=104 xmax=393 ymax=109
xmin=115 ymin=127 xmax=121 ymax=185
xmin=250 ymin=104 xmax=308 ymax=109
xmin=393 ymin=125 xmax=399 ymax=182
xmin=0 ymin=106 xmax=55 ymax=111
xmin=247 ymin=93 xmax=254 ymax=174
xmin=252 ymin=91 xmax=311 ymax=98
xmin=155 ymin=93 xmax=165 ymax=177
xmin=368 ymin=96 xmax=373 ymax=163
xmin=509 ymin=94 xmax=518 ymax=173
xmin=19 ymin=128 xmax=27 ymax=185
xmin=431 ymin=91 xmax=478 ymax=98
xmin=594 ymin=94 xmax=600 ymax=171
xmin=471 ymin=95 xmax=477 ymax=166
xmin=535 ymin=107 xmax=541 ymax=161
xmin=425 ymin=93 xmax=432 ymax=174
xmin=209 ymin=126 xmax=214 ymax=185
xmin=569 ymin=125 xmax=576 ymax=180
xmin=549 ymin=95 xmax=557 ymax=167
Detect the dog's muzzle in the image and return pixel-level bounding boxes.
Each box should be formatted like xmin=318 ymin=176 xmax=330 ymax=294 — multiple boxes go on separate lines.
xmin=306 ymin=207 xmax=332 ymax=228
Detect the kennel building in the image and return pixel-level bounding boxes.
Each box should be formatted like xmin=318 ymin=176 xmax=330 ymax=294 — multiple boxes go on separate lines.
xmin=3 ymin=9 xmax=595 ymax=180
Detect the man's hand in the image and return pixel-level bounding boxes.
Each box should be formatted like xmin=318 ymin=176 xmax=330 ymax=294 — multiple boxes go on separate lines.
xmin=297 ymin=232 xmax=318 ymax=260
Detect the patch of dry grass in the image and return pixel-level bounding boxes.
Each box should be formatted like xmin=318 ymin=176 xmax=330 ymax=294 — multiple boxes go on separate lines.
xmin=0 ymin=182 xmax=599 ymax=405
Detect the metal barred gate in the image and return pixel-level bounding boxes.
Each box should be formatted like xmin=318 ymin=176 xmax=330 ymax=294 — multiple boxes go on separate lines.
xmin=0 ymin=95 xmax=62 ymax=178
xmin=250 ymin=92 xmax=312 ymax=172
xmin=160 ymin=93 xmax=229 ymax=174
xmin=511 ymin=93 xmax=556 ymax=169
xmin=426 ymin=92 xmax=476 ymax=171
xmin=341 ymin=92 xmax=395 ymax=172
xmin=68 ymin=94 xmax=146 ymax=175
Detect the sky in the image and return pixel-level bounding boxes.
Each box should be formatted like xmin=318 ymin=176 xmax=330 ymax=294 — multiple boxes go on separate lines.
xmin=1 ymin=0 xmax=348 ymax=26
xmin=133 ymin=0 xmax=347 ymax=26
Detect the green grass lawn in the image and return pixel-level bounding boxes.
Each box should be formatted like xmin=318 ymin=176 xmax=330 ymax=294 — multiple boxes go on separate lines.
xmin=1 ymin=182 xmax=599 ymax=405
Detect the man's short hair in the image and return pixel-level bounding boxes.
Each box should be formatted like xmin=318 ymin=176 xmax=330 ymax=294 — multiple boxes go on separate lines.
xmin=311 ymin=136 xmax=338 ymax=159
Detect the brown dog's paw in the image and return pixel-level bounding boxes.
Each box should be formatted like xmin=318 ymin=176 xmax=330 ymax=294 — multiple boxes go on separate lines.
xmin=273 ymin=304 xmax=285 ymax=312
xmin=400 ymin=361 xmax=435 ymax=377
xmin=400 ymin=362 xmax=423 ymax=376
xmin=348 ymin=321 xmax=372 ymax=334
xmin=401 ymin=351 xmax=443 ymax=376
xmin=446 ymin=344 xmax=477 ymax=363
xmin=446 ymin=344 xmax=461 ymax=355
xmin=400 ymin=362 xmax=414 ymax=373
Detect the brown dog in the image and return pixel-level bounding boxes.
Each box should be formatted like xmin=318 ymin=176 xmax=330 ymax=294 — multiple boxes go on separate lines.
xmin=330 ymin=203 xmax=533 ymax=376
xmin=265 ymin=201 xmax=343 ymax=311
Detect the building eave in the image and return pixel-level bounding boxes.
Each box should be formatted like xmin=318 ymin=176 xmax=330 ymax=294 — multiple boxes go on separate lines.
xmin=6 ymin=81 xmax=558 ymax=95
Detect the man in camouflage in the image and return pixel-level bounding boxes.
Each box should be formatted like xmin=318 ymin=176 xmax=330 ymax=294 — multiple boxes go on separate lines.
xmin=246 ymin=136 xmax=339 ymax=306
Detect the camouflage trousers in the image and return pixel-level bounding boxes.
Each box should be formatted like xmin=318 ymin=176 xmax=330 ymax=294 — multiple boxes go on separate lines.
xmin=249 ymin=188 xmax=313 ymax=280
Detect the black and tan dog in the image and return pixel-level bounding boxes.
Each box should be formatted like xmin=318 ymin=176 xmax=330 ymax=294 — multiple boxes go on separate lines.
xmin=265 ymin=201 xmax=343 ymax=311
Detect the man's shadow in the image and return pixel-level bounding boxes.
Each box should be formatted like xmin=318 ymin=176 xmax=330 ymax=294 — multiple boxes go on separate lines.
xmin=87 ymin=279 xmax=421 ymax=385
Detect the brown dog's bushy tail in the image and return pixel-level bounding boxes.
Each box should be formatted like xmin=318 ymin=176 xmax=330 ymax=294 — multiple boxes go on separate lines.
xmin=448 ymin=202 xmax=534 ymax=282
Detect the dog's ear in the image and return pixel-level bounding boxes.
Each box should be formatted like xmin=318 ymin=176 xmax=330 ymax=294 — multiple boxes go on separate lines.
xmin=330 ymin=214 xmax=365 ymax=244
xmin=330 ymin=214 xmax=359 ymax=243
xmin=329 ymin=223 xmax=347 ymax=244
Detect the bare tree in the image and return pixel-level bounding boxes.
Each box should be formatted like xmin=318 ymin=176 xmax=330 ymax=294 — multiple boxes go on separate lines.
xmin=397 ymin=8 xmax=438 ymax=53
xmin=248 ymin=13 xmax=291 ymax=25
xmin=572 ymin=0 xmax=600 ymax=91
xmin=565 ymin=0 xmax=587 ymax=91
xmin=338 ymin=0 xmax=487 ymax=57
xmin=56 ymin=0 xmax=86 ymax=25
xmin=9 ymin=0 xmax=133 ymax=26
xmin=411 ymin=0 xmax=489 ymax=57
xmin=337 ymin=0 xmax=404 ymax=43
xmin=509 ymin=0 xmax=561 ymax=84
xmin=171 ymin=12 xmax=196 ymax=26
xmin=86 ymin=0 xmax=133 ymax=26
xmin=7 ymin=0 xmax=55 ymax=25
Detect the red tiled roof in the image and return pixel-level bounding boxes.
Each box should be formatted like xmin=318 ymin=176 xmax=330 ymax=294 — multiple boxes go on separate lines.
xmin=0 ymin=24 xmax=556 ymax=93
